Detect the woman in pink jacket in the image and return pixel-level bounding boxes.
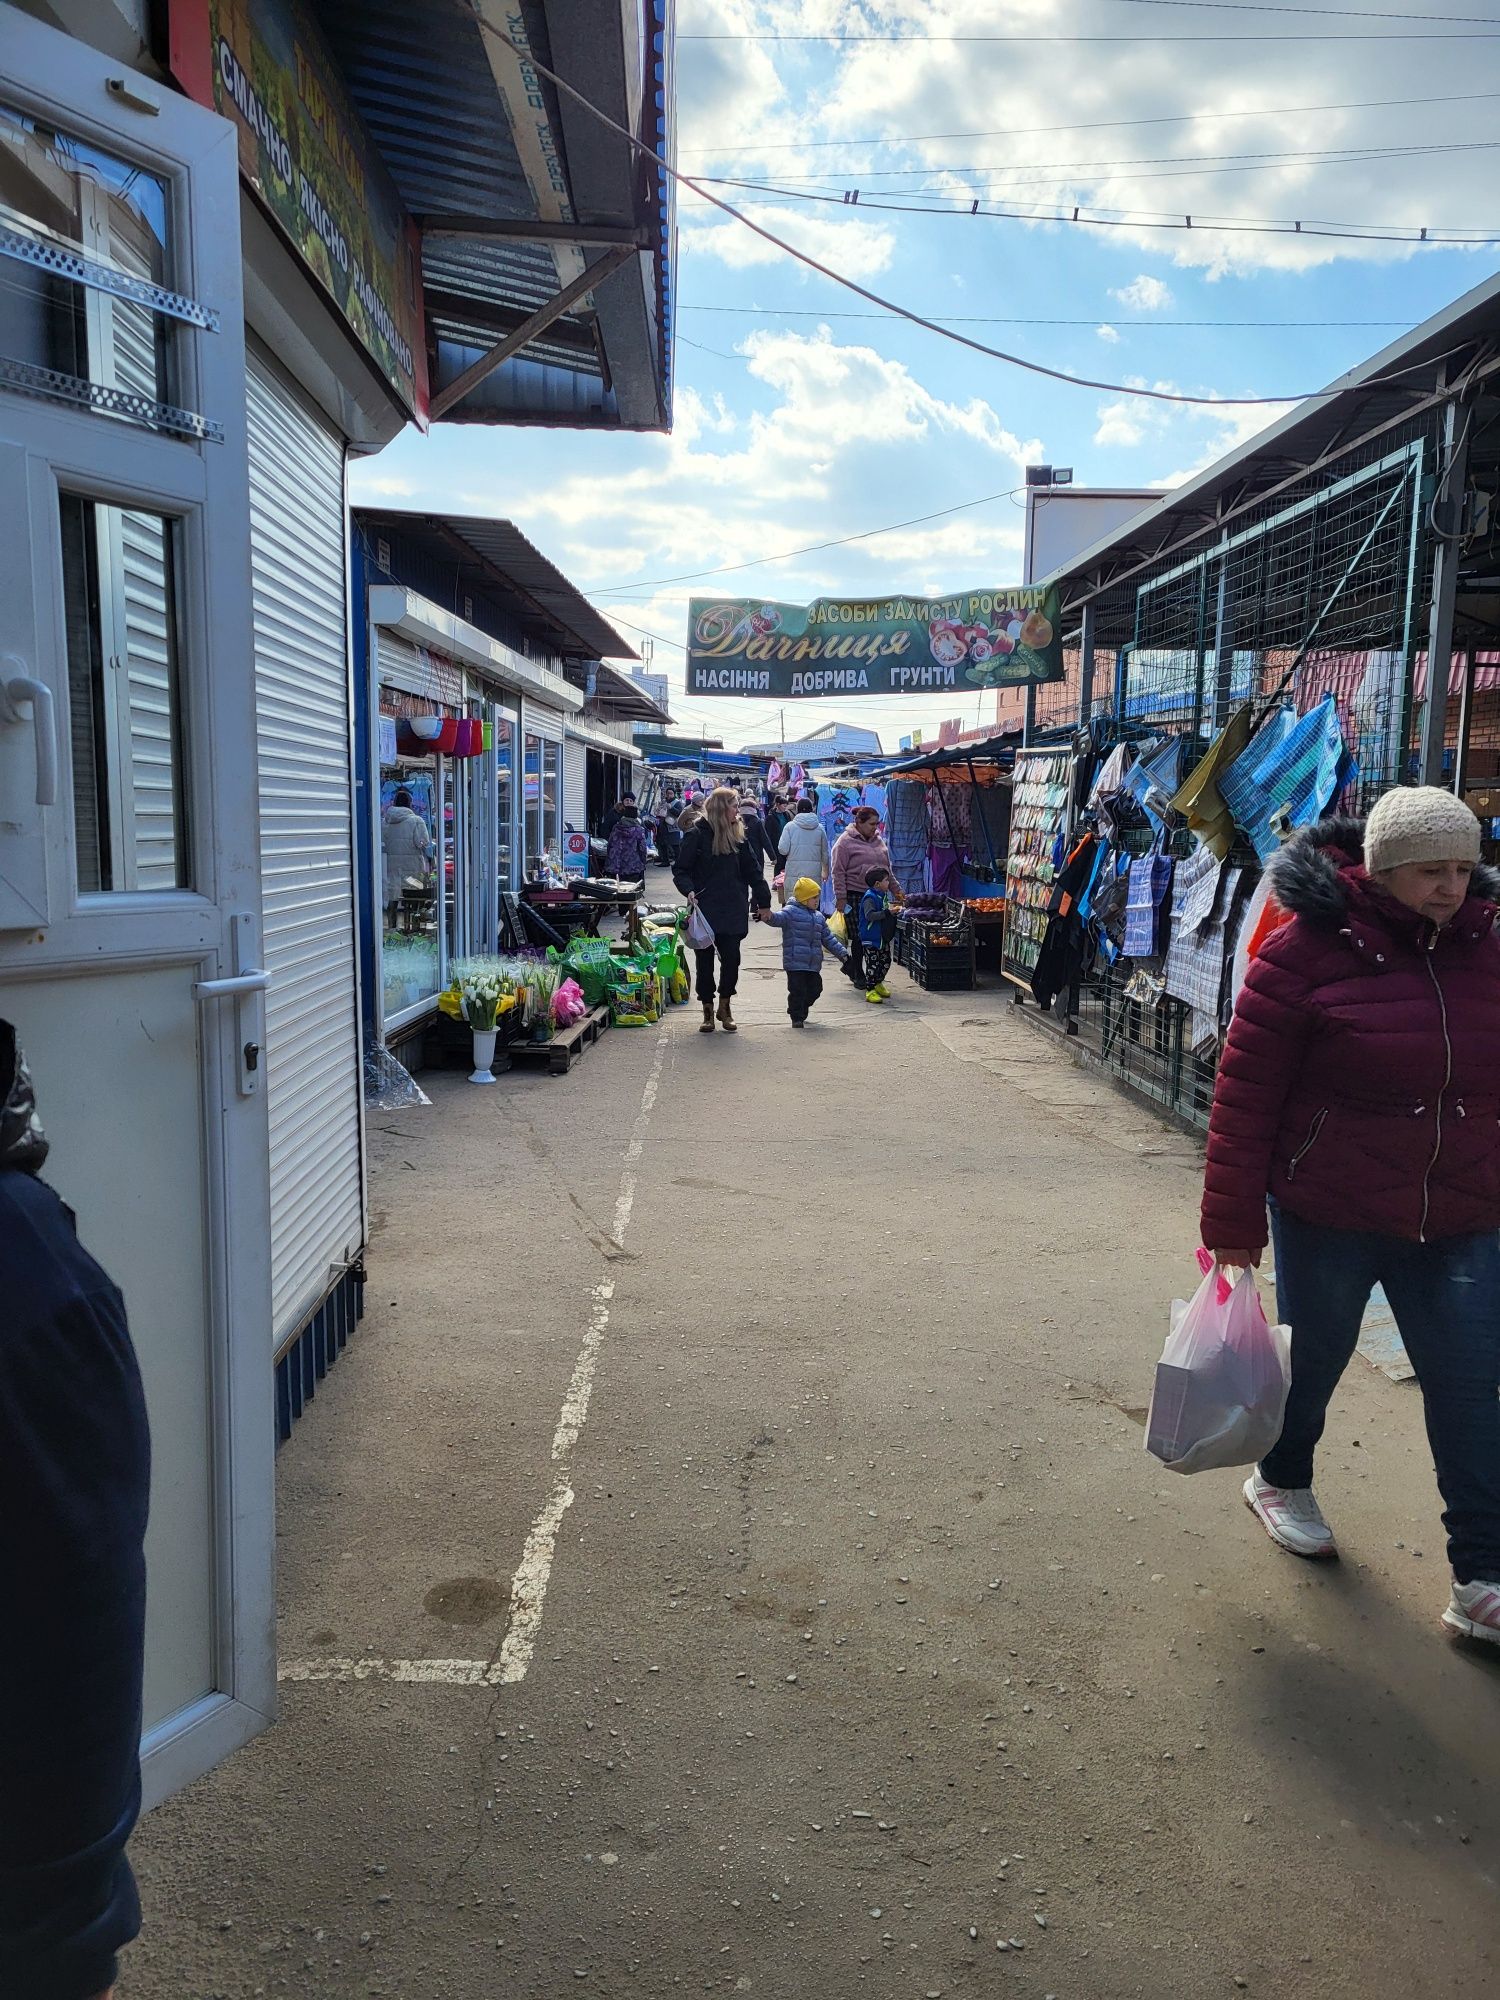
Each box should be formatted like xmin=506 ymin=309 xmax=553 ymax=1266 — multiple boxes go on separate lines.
xmin=832 ymin=807 xmax=892 ymax=986
xmin=1202 ymin=787 xmax=1500 ymax=1646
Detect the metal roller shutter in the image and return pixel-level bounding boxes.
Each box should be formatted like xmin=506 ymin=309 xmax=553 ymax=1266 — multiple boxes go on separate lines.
xmin=563 ymin=737 xmax=586 ymax=829
xmin=248 ymin=347 xmax=364 ymax=1347
xmin=524 ymin=698 xmax=564 ymax=743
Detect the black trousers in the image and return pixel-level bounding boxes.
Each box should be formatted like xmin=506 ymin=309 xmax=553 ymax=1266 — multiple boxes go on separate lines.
xmin=695 ymin=934 xmax=742 ymax=1002
xmin=786 ymin=968 xmax=823 ymax=1021
xmin=842 ymin=900 xmax=865 ymax=981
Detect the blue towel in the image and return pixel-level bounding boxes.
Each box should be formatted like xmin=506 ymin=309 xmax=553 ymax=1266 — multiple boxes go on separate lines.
xmin=1219 ymin=696 xmax=1355 ymax=862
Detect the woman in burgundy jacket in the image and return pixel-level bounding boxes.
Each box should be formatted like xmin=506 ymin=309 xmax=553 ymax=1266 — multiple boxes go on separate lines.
xmin=1202 ymin=788 xmax=1500 ymax=1645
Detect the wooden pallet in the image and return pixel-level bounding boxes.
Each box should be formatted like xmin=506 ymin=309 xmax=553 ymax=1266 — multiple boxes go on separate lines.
xmin=505 ymin=1004 xmax=611 ymax=1077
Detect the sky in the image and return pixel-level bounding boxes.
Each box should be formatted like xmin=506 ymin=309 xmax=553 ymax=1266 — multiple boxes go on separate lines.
xmin=350 ymin=0 xmax=1500 ymax=754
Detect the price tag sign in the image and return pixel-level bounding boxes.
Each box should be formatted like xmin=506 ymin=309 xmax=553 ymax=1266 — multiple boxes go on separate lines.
xmin=562 ymin=829 xmax=590 ymax=876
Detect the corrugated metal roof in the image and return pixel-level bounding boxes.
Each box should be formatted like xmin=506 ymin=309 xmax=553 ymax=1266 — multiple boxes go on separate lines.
xmin=1043 ymin=268 xmax=1500 ymax=621
xmin=311 ymin=0 xmax=673 ymax=429
xmin=357 ymin=508 xmax=637 ymax=661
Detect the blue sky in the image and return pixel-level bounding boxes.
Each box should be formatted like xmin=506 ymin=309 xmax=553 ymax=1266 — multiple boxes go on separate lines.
xmin=351 ymin=0 xmax=1500 ymax=752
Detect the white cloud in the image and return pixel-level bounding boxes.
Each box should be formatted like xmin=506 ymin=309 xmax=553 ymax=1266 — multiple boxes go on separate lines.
xmin=1111 ymin=276 xmax=1175 ymax=313
xmin=682 ymin=202 xmax=897 ymax=277
xmin=805 ymin=0 xmax=1500 ymax=276
xmin=1096 ymin=322 xmax=1122 ymax=344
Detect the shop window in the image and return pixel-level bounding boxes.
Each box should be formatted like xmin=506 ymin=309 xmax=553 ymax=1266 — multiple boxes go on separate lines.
xmin=542 ymin=739 xmax=560 ymax=864
xmin=523 ymin=731 xmax=542 ymax=877
xmin=495 ymin=712 xmax=516 ymax=891
xmin=0 ymin=104 xmax=174 ymax=410
xmin=60 ymin=493 xmax=188 ymax=893
xmin=379 ymin=732 xmax=440 ymax=1019
xmin=443 ymin=749 xmax=462 ymax=973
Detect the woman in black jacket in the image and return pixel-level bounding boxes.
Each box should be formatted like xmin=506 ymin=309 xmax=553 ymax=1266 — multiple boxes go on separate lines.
xmin=673 ymin=787 xmax=771 ymax=1033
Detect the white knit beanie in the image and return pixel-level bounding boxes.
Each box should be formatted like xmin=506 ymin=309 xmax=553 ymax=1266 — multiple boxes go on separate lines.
xmin=1364 ymin=786 xmax=1481 ymax=874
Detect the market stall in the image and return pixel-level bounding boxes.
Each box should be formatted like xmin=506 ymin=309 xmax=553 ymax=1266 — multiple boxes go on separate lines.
xmin=872 ymin=735 xmax=1014 ymax=985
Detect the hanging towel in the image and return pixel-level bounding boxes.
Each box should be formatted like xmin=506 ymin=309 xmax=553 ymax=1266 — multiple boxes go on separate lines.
xmin=1122 ymin=842 xmax=1174 ymax=959
xmin=886 ymin=780 xmax=930 ymax=895
xmin=1169 ymin=704 xmax=1253 ymax=859
xmin=1163 ymin=842 xmax=1242 ymax=1046
xmin=1218 ymin=695 xmax=1355 ymax=862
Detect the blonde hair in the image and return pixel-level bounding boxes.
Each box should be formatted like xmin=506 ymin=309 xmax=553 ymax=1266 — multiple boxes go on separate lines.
xmin=704 ymin=785 xmax=746 ymax=856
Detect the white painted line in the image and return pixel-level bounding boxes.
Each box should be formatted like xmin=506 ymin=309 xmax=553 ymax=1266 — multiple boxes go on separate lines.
xmin=495 ymin=1020 xmax=669 ymax=1678
xmin=493 ymin=1475 xmax=575 ymax=1683
xmin=278 ymin=1017 xmax=672 ymax=1695
xmin=279 ymin=1657 xmax=498 ymax=1685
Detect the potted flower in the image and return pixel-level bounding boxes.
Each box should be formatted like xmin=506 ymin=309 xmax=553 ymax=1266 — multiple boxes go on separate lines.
xmin=458 ymin=968 xmax=507 ymax=1082
xmin=523 ymin=964 xmax=559 ymax=1044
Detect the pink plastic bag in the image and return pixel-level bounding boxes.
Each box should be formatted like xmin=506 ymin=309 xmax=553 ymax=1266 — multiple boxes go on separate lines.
xmin=552 ymin=977 xmax=587 ymax=1027
xmin=1146 ymin=1264 xmax=1291 ymax=1474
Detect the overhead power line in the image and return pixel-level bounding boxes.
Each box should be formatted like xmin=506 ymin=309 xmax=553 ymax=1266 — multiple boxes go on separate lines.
xmin=678 ymin=307 xmax=1409 ymax=329
xmin=679 ymin=26 xmax=1500 ymax=38
xmin=694 ymin=178 xmax=1500 ymax=246
xmin=585 ymin=487 xmax=1028 ymax=597
xmin=676 ymin=88 xmax=1500 ymax=154
xmin=473 ymin=16 xmax=1455 ymax=407
xmin=1104 ymin=0 xmax=1500 ymax=17
xmin=713 ymin=137 xmax=1500 ymax=187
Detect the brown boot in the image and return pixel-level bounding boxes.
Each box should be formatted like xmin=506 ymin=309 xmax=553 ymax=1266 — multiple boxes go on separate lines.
xmin=700 ymin=998 xmax=716 ymax=1033
xmin=717 ymin=995 xmax=737 ymax=1033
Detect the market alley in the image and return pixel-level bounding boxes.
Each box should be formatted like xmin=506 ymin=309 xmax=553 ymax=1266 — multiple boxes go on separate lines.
xmin=127 ymin=922 xmax=1500 ymax=2000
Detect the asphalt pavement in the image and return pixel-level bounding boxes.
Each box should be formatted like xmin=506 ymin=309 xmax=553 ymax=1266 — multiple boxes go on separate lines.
xmin=127 ymin=908 xmax=1500 ymax=1999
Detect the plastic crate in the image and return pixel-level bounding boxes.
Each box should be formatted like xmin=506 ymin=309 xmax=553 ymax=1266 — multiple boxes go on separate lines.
xmin=911 ymin=959 xmax=976 ymax=991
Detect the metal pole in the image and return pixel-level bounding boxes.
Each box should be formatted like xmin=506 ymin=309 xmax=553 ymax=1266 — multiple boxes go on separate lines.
xmin=1453 ymin=648 xmax=1479 ymax=798
xmin=966 ymin=755 xmax=1000 ymax=872
xmin=1079 ymin=602 xmax=1097 ymax=728
xmin=1023 ymin=681 xmax=1037 ymax=747
xmin=1418 ymin=394 xmax=1473 ymax=786
xmin=1211 ymin=533 xmax=1233 ymax=730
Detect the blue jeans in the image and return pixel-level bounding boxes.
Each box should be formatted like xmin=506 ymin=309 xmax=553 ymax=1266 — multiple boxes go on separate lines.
xmin=1265 ymin=1206 xmax=1500 ymax=1583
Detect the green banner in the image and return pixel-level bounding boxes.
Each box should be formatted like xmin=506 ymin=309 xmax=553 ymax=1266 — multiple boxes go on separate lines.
xmin=685 ymin=587 xmax=1064 ymax=699
xmin=170 ymin=0 xmax=428 ymax=421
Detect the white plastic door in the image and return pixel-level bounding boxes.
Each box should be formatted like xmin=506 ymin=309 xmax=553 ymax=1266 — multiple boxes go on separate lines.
xmin=0 ymin=6 xmax=275 ymax=1802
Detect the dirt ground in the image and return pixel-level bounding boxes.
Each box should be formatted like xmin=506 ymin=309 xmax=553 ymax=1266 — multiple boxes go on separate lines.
xmin=128 ymin=914 xmax=1500 ymax=1999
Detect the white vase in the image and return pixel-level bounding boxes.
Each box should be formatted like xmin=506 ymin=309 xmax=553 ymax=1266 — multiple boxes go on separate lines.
xmin=469 ymin=1026 xmax=498 ymax=1083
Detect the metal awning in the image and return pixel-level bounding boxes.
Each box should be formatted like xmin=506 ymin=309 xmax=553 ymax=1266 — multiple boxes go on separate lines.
xmin=355 ymin=509 xmax=636 ymax=664
xmin=1040 ymin=268 xmax=1500 ymax=637
xmin=312 ymin=0 xmax=674 ymax=430
xmin=873 ymin=730 xmax=1020 ymax=776
xmin=589 ymin=662 xmax=671 ymax=724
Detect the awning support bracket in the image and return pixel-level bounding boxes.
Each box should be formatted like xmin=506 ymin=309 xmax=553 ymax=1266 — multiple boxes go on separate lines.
xmin=429 ymin=243 xmax=636 ymax=421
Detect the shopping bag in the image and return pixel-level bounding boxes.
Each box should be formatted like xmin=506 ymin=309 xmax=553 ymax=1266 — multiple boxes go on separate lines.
xmin=1146 ymin=1265 xmax=1291 ymax=1474
xmin=820 ymin=877 xmax=837 ymax=916
xmin=827 ymin=910 xmax=848 ymax=944
xmin=685 ymin=903 xmax=715 ymax=951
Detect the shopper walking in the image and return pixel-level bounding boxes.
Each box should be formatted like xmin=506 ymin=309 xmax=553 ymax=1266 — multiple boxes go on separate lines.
xmin=0 ymin=1022 xmax=151 ymax=2000
xmin=857 ymin=868 xmax=899 ymax=1004
xmin=763 ymin=876 xmax=850 ymax=1026
xmin=739 ymin=797 xmax=779 ymax=877
xmin=673 ymin=786 xmax=771 ymax=1033
xmin=832 ymin=805 xmax=892 ymax=985
xmin=381 ymin=787 xmax=432 ymax=925
xmin=764 ymin=792 xmax=790 ymax=855
xmin=1202 ymin=791 xmax=1500 ymax=1645
xmin=605 ymin=802 xmax=650 ymax=883
xmin=777 ymin=797 xmax=830 ymax=907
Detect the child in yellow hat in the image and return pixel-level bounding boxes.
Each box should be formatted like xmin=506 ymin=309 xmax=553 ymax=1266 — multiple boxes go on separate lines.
xmin=759 ymin=876 xmax=850 ymax=1026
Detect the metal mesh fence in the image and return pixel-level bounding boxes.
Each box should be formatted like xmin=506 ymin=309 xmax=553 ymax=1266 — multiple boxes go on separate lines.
xmin=1026 ymin=410 xmax=1448 ymax=1128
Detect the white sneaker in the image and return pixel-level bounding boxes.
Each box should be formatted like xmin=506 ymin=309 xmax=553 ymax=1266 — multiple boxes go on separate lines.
xmin=1243 ymin=1473 xmax=1338 ymax=1559
xmin=1443 ymin=1580 xmax=1500 ymax=1646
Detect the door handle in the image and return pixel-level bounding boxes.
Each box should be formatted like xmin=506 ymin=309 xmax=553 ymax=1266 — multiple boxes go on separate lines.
xmin=193 ymin=969 xmax=270 ymax=999
xmin=0 ymin=664 xmax=58 ymax=807
xmin=195 ymin=915 xmax=268 ymax=1096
